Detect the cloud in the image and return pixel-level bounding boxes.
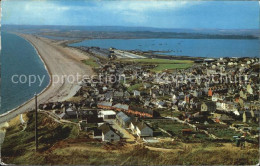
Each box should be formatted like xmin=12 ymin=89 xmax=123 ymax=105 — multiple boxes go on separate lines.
xmin=2 ymin=0 xmax=258 ymax=29
xmin=2 ymin=0 xmax=196 ymax=25
xmin=2 ymin=0 xmax=76 ymax=25
xmin=97 ymin=1 xmax=200 ymax=25
xmin=103 ymin=1 xmax=190 ymax=12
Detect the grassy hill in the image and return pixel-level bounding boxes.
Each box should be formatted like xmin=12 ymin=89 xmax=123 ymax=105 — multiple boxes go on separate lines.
xmin=2 ymin=112 xmax=259 ymax=165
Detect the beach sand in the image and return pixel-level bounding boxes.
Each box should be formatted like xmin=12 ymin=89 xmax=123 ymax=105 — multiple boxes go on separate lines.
xmin=0 ymin=34 xmax=94 ymax=124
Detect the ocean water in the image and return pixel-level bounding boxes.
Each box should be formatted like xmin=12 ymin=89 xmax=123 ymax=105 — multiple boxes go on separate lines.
xmin=0 ymin=32 xmax=50 ymax=114
xmin=70 ymin=38 xmax=260 ymax=58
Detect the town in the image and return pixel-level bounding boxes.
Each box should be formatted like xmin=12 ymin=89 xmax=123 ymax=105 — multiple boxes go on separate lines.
xmin=38 ymin=48 xmax=260 ymax=147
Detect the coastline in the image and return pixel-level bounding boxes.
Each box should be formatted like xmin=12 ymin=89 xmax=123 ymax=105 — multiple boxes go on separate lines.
xmin=0 ymin=33 xmax=93 ymax=124
xmin=0 ymin=33 xmax=52 ymax=124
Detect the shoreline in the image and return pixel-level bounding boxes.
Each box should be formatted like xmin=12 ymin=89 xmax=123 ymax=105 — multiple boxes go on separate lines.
xmin=0 ymin=33 xmax=93 ymax=124
xmin=0 ymin=33 xmax=52 ymax=123
xmin=0 ymin=33 xmax=53 ymax=124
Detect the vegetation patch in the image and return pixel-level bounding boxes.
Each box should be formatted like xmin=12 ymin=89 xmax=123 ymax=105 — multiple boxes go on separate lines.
xmin=2 ymin=112 xmax=79 ymax=165
xmin=127 ymin=83 xmax=142 ymax=92
xmin=82 ymin=58 xmax=99 ymax=68
xmin=121 ymin=58 xmax=193 ymax=72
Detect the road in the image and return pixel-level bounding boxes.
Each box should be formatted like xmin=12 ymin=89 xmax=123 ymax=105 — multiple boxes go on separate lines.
xmin=112 ymin=121 xmax=136 ymax=142
xmin=114 ymin=50 xmax=146 ymax=59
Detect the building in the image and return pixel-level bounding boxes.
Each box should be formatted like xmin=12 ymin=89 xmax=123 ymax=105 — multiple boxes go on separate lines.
xmin=97 ymin=101 xmax=113 ymax=109
xmin=98 ymin=110 xmax=116 ymax=120
xmin=130 ymin=120 xmax=153 ymax=137
xmin=133 ymin=90 xmax=141 ymax=97
xmin=116 ymin=112 xmax=131 ymax=128
xmin=99 ymin=123 xmax=120 ymax=142
xmin=128 ymin=106 xmax=154 ymax=118
xmin=113 ymin=103 xmax=129 ymax=111
xmin=201 ymin=101 xmax=216 ymax=112
xmin=65 ymin=107 xmax=78 ymax=119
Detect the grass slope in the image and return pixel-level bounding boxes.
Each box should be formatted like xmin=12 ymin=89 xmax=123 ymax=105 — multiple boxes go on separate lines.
xmin=2 ymin=112 xmax=259 ymax=165
xmin=2 ymin=112 xmax=78 ymax=165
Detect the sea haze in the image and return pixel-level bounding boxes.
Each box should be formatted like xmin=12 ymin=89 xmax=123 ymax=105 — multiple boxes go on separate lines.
xmin=0 ymin=32 xmax=50 ymax=114
xmin=70 ymin=38 xmax=260 ymax=58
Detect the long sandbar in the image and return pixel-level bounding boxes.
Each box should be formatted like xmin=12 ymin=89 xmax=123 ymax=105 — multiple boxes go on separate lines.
xmin=0 ymin=34 xmax=93 ymax=124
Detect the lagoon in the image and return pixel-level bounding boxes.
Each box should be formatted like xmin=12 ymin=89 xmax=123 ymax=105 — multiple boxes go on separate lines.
xmin=70 ymin=38 xmax=259 ymax=58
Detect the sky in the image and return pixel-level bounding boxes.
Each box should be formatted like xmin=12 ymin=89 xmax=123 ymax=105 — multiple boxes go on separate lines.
xmin=2 ymin=0 xmax=260 ymax=29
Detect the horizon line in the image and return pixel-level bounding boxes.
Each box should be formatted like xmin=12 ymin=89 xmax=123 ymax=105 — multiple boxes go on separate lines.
xmin=2 ymin=24 xmax=259 ymax=31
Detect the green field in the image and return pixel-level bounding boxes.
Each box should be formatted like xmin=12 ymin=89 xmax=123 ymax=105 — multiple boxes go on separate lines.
xmin=153 ymin=63 xmax=193 ymax=72
xmin=127 ymin=83 xmax=142 ymax=92
xmin=122 ymin=58 xmax=194 ymax=72
xmin=82 ymin=58 xmax=99 ymax=68
xmin=133 ymin=59 xmax=193 ymax=64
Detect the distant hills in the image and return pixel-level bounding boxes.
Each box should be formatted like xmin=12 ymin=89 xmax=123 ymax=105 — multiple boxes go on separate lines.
xmin=2 ymin=25 xmax=259 ymax=39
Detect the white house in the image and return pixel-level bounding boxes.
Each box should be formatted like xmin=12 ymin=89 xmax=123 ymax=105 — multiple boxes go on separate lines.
xmin=99 ymin=123 xmax=120 ymax=142
xmin=130 ymin=120 xmax=153 ymax=137
xmin=133 ymin=90 xmax=141 ymax=97
xmin=98 ymin=110 xmax=116 ymax=120
xmin=136 ymin=122 xmax=153 ymax=137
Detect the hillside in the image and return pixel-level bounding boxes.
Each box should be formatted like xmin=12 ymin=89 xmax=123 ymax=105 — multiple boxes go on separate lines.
xmin=1 ymin=112 xmax=259 ymax=165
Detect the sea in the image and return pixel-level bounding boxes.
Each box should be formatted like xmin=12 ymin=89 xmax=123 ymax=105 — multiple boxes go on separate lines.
xmin=0 ymin=32 xmax=50 ymax=114
xmin=70 ymin=38 xmax=260 ymax=58
xmin=0 ymin=35 xmax=259 ymax=114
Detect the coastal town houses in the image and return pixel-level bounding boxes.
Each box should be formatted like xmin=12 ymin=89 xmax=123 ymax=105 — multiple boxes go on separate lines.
xmin=38 ymin=56 xmax=259 ymax=146
xmin=98 ymin=110 xmax=116 ymax=120
xmin=97 ymin=101 xmax=113 ymax=109
xmin=95 ymin=123 xmax=120 ymax=142
xmin=116 ymin=112 xmax=131 ymax=128
xmin=65 ymin=107 xmax=79 ymax=119
xmin=201 ymin=101 xmax=216 ymax=112
xmin=130 ymin=119 xmax=153 ymax=137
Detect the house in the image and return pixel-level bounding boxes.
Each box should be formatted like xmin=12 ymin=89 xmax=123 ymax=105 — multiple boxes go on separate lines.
xmin=116 ymin=112 xmax=131 ymax=128
xmin=133 ymin=90 xmax=141 ymax=97
xmin=113 ymin=103 xmax=129 ymax=112
xmin=99 ymin=123 xmax=120 ymax=142
xmin=178 ymin=100 xmax=186 ymax=111
xmin=124 ymin=91 xmax=131 ymax=98
xmin=104 ymin=91 xmax=113 ymax=101
xmin=243 ymin=111 xmax=253 ymax=123
xmin=57 ymin=112 xmax=68 ymax=119
xmin=98 ymin=110 xmax=116 ymax=120
xmin=156 ymin=101 xmax=166 ymax=108
xmin=65 ymin=107 xmax=78 ymax=119
xmin=143 ymin=83 xmax=151 ymax=89
xmin=97 ymin=101 xmax=113 ymax=109
xmin=128 ymin=106 xmax=154 ymax=118
xmin=114 ymin=91 xmax=124 ymax=98
xmin=130 ymin=119 xmax=153 ymax=137
xmin=253 ymin=111 xmax=260 ymax=122
xmin=208 ymin=88 xmax=213 ymax=97
xmin=223 ymin=102 xmax=239 ymax=112
xmin=212 ymin=93 xmax=220 ymax=102
xmin=242 ymin=110 xmax=259 ymax=123
xmin=201 ymin=102 xmax=216 ymax=112
xmin=178 ymin=92 xmax=185 ymax=100
xmin=246 ymin=84 xmax=253 ymax=95
xmin=93 ymin=128 xmax=102 ymax=139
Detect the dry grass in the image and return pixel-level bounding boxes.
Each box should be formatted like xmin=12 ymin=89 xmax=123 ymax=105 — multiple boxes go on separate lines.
xmin=2 ymin=112 xmax=259 ymax=165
